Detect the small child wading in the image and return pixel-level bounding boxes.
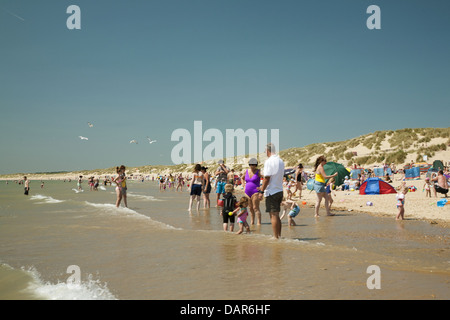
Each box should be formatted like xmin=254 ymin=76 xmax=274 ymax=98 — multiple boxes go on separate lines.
xmin=233 ymin=197 xmax=251 ymax=235
xmin=221 ymin=184 xmax=237 ymax=232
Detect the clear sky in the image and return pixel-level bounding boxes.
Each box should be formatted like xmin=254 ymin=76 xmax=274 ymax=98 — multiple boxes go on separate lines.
xmin=1 ymin=0 xmax=449 ymax=174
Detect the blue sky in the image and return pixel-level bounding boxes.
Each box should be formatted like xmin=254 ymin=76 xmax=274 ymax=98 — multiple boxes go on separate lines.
xmin=1 ymin=0 xmax=449 ymax=174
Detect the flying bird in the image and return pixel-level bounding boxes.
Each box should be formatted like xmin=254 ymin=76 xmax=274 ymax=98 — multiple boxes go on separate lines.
xmin=79 ymin=136 xmax=89 ymax=140
xmin=130 ymin=140 xmax=138 ymax=144
xmin=87 ymin=122 xmax=94 ymax=128
xmin=146 ymin=137 xmax=157 ymax=144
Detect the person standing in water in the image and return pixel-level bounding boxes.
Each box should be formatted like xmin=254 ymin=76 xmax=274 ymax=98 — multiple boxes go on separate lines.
xmin=258 ymin=143 xmax=285 ymax=239
xmin=313 ymin=156 xmax=338 ymax=217
xmin=242 ymin=158 xmax=262 ymax=225
xmin=24 ymin=176 xmax=30 ymax=195
xmin=112 ymin=165 xmax=128 ymax=208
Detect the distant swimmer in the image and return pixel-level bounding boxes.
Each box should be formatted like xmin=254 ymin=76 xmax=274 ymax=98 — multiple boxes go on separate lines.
xmin=130 ymin=140 xmax=138 ymax=144
xmin=79 ymin=136 xmax=88 ymax=140
xmin=24 ymin=176 xmax=30 ymax=195
xmin=77 ymin=175 xmax=83 ymax=191
xmin=87 ymin=122 xmax=94 ymax=128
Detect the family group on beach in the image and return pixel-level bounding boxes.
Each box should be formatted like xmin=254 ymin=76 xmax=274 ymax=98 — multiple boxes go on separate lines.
xmin=183 ymin=144 xmax=340 ymax=239
xmin=182 ymin=145 xmax=449 ymax=238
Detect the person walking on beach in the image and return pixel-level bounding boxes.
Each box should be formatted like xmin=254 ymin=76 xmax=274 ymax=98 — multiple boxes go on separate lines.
xmin=201 ymin=166 xmax=211 ymax=209
xmin=24 ymin=176 xmax=30 ymax=195
xmin=396 ymin=185 xmax=409 ymax=220
xmin=112 ymin=165 xmax=128 ymax=208
xmin=215 ymin=160 xmax=229 ymax=205
xmin=258 ymin=143 xmax=285 ymax=239
xmin=241 ymin=158 xmax=262 ymax=225
xmin=188 ymin=164 xmax=203 ymax=212
xmin=423 ymin=177 xmax=433 ymax=198
xmin=313 ymin=156 xmax=338 ymax=217
xmin=326 ymin=177 xmax=336 ymax=210
xmin=294 ymin=164 xmax=305 ymax=199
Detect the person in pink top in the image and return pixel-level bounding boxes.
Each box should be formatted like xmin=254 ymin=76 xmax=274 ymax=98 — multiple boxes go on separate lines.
xmin=232 ymin=197 xmax=251 ymax=235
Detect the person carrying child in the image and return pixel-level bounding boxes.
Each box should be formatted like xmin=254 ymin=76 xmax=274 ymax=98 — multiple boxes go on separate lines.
xmin=232 ymin=197 xmax=251 ymax=234
xmin=221 ymin=184 xmax=237 ymax=232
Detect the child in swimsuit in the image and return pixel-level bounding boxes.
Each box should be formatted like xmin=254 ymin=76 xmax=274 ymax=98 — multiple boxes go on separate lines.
xmin=280 ymin=198 xmax=300 ymax=226
xmin=422 ymin=177 xmax=433 ymax=198
xmin=233 ymin=197 xmax=251 ymax=235
xmin=395 ymin=185 xmax=408 ymax=220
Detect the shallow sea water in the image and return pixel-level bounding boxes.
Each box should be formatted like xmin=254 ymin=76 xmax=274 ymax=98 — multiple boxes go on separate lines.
xmin=0 ymin=180 xmax=448 ymax=300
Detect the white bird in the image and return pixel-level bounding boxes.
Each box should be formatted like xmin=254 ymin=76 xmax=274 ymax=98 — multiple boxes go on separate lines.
xmin=87 ymin=122 xmax=94 ymax=128
xmin=147 ymin=137 xmax=157 ymax=144
xmin=130 ymin=140 xmax=138 ymax=144
xmin=79 ymin=136 xmax=89 ymax=140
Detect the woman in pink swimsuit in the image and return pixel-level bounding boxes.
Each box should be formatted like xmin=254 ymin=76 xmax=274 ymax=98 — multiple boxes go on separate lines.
xmin=241 ymin=158 xmax=262 ymax=225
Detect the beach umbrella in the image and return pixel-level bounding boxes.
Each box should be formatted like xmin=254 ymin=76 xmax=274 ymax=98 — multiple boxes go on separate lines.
xmin=323 ymin=161 xmax=348 ymax=186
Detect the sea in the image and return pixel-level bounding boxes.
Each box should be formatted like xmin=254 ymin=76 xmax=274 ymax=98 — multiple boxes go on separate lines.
xmin=0 ymin=179 xmax=449 ymax=300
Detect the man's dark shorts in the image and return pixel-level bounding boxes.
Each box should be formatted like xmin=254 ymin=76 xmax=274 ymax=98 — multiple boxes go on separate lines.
xmin=265 ymin=191 xmax=283 ymax=213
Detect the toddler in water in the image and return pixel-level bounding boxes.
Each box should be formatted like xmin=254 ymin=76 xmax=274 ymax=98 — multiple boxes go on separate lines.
xmin=280 ymin=198 xmax=300 ymax=226
xmin=395 ymin=184 xmax=409 ymax=220
xmin=232 ymin=197 xmax=251 ymax=234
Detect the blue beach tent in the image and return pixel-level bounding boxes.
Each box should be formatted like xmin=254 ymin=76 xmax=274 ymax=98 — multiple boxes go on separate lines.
xmin=359 ymin=178 xmax=396 ymax=195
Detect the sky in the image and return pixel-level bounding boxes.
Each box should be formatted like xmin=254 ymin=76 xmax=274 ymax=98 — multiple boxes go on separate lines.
xmin=1 ymin=0 xmax=449 ymax=174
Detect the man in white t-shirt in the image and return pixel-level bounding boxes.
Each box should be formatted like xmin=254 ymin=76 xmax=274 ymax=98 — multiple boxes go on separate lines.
xmin=258 ymin=143 xmax=285 ymax=239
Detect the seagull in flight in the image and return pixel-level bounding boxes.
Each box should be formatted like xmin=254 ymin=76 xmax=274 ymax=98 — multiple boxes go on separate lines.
xmin=130 ymin=140 xmax=138 ymax=144
xmin=79 ymin=136 xmax=89 ymax=140
xmin=147 ymin=137 xmax=157 ymax=144
xmin=87 ymin=122 xmax=94 ymax=128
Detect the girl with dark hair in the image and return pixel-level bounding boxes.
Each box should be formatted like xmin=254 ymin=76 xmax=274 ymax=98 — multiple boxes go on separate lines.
xmin=313 ymin=156 xmax=337 ymax=217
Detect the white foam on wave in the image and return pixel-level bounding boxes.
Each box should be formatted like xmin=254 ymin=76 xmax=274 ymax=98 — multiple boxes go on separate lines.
xmin=84 ymin=201 xmax=181 ymax=230
xmin=72 ymin=188 xmax=84 ymax=193
xmin=127 ymin=192 xmax=161 ymax=201
xmin=5 ymin=265 xmax=117 ymax=300
xmin=30 ymin=194 xmax=65 ymax=204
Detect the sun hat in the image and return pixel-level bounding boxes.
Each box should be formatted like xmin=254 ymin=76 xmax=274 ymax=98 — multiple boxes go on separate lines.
xmin=248 ymin=158 xmax=258 ymax=165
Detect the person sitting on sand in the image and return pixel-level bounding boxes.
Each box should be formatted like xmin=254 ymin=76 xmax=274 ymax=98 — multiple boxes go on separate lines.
xmin=432 ymin=170 xmax=449 ymax=198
